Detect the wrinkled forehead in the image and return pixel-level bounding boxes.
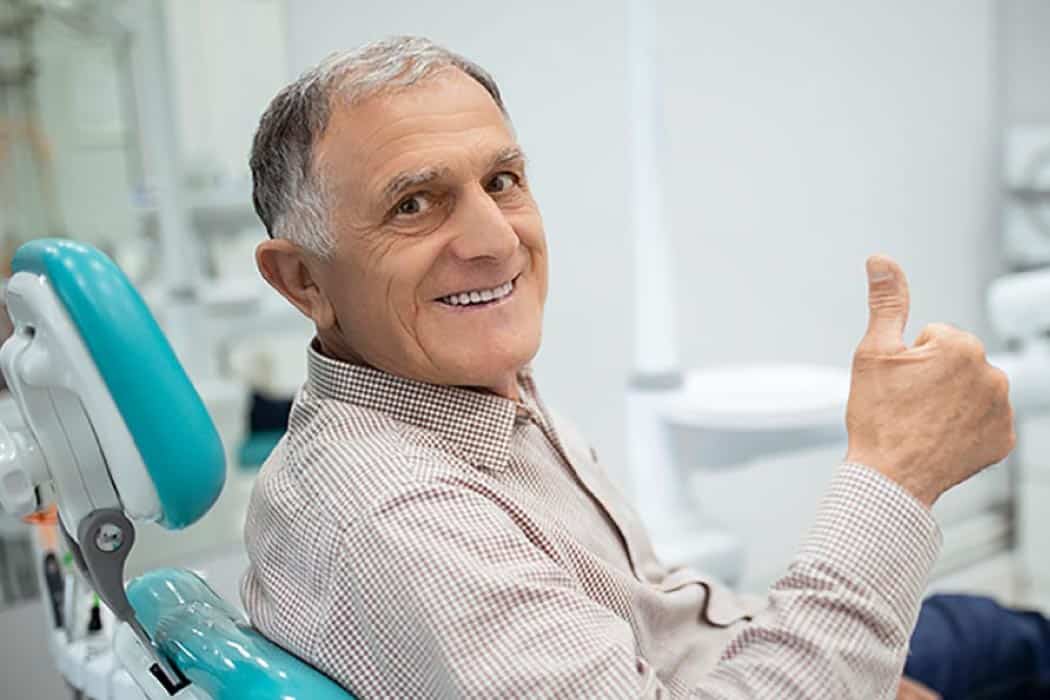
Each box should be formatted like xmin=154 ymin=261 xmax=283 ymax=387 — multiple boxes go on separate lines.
xmin=315 ymin=68 xmax=515 ymax=201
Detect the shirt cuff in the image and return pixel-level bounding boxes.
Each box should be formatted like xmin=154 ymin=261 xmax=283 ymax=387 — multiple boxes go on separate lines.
xmin=797 ymin=462 xmax=943 ymax=629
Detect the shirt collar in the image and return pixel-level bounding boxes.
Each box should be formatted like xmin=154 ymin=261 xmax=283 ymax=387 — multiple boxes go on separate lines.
xmin=305 ymin=341 xmax=535 ymax=471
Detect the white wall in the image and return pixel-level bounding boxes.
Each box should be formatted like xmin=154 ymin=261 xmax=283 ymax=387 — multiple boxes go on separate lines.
xmin=165 ymin=0 xmax=289 ymax=184
xmin=661 ymin=0 xmax=1000 ymax=367
xmin=1001 ymin=0 xmax=1050 ymax=124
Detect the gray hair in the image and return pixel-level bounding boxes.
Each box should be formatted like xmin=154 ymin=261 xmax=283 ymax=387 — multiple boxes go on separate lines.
xmin=250 ymin=36 xmax=509 ymax=258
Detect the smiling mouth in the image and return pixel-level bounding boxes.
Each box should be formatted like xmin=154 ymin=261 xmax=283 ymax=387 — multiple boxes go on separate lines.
xmin=437 ymin=274 xmax=521 ymax=308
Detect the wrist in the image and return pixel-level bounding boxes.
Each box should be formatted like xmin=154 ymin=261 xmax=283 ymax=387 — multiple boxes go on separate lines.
xmin=843 ymin=453 xmax=939 ymax=509
xmin=880 ymin=472 xmax=938 ymax=510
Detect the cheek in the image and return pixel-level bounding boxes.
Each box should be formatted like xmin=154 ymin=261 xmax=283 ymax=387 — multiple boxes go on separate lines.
xmin=509 ymin=207 xmax=547 ymax=256
xmin=327 ymin=250 xmax=391 ymax=333
xmin=374 ymin=245 xmax=441 ymax=324
xmin=520 ymin=220 xmax=549 ymax=291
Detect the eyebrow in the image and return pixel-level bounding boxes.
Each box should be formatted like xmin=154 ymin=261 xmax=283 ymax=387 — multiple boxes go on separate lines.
xmin=488 ymin=146 xmax=527 ymax=171
xmin=378 ymin=146 xmax=528 ymax=206
xmin=380 ymin=166 xmax=451 ymax=205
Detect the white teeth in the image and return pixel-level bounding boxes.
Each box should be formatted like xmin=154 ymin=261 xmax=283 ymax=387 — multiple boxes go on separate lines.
xmin=441 ymin=278 xmax=516 ymax=306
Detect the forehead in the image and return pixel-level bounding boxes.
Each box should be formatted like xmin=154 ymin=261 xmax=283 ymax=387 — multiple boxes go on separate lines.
xmin=316 ymin=68 xmax=515 ymax=194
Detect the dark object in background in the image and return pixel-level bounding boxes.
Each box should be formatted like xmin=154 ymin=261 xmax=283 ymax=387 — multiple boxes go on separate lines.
xmin=240 ymin=391 xmax=294 ymax=469
xmin=249 ymin=391 xmax=293 ymax=433
xmin=43 ymin=552 xmax=63 ymax=627
xmin=87 ymin=599 xmax=102 ymax=634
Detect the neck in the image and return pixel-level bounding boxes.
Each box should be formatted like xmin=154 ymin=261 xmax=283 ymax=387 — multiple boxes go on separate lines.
xmin=480 ymin=375 xmax=520 ymax=401
xmin=316 ymin=332 xmax=521 ymax=401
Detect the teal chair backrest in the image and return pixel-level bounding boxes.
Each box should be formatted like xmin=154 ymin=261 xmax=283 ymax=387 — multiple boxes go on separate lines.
xmin=13 ymin=239 xmax=353 ymax=699
xmin=12 ymin=238 xmax=224 ymax=529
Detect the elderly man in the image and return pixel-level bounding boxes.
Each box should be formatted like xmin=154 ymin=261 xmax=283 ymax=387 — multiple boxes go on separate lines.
xmin=241 ymin=37 xmax=1047 ymax=698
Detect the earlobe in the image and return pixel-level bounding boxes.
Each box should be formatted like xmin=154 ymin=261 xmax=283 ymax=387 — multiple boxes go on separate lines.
xmin=255 ymin=239 xmax=335 ymax=329
xmin=311 ymin=288 xmax=338 ymax=331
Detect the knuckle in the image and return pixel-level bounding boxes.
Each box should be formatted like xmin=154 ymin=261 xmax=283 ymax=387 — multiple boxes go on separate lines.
xmin=852 ymin=341 xmax=880 ymax=364
xmin=998 ymin=435 xmax=1017 ymax=462
xmin=935 ymin=321 xmax=957 ymax=332
xmin=935 ymin=328 xmax=984 ymax=363
xmin=971 ymin=336 xmax=988 ymax=360
xmin=958 ymin=332 xmax=985 ymax=360
xmin=988 ymin=366 xmax=1010 ymax=396
xmin=998 ymin=413 xmax=1017 ymax=455
xmin=918 ymin=322 xmax=966 ymax=350
xmin=925 ymin=321 xmax=955 ymax=337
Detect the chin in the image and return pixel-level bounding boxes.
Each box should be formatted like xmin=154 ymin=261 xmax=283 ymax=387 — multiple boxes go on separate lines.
xmin=443 ymin=334 xmax=540 ymax=388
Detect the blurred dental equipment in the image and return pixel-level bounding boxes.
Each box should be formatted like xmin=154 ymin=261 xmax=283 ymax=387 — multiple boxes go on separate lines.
xmin=1003 ymin=125 xmax=1050 ymax=267
xmin=0 ymin=1 xmax=314 ymax=695
xmin=987 ymin=264 xmax=1050 ymax=605
xmin=624 ymin=0 xmax=852 ymax=587
xmin=986 ymin=268 xmax=1050 ymax=410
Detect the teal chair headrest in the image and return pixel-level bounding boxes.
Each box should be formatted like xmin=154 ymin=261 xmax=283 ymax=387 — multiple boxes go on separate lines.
xmin=11 ymin=238 xmax=225 ymax=529
xmin=127 ymin=568 xmax=354 ymax=699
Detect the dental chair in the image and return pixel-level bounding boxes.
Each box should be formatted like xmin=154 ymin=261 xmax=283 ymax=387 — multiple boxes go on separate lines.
xmin=0 ymin=239 xmax=352 ymax=699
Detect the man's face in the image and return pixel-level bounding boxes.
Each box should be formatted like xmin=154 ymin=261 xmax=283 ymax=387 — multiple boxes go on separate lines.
xmin=312 ymin=68 xmax=548 ymax=392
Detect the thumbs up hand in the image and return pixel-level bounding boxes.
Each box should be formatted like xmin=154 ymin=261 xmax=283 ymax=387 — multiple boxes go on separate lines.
xmin=844 ymin=255 xmax=1015 ymax=507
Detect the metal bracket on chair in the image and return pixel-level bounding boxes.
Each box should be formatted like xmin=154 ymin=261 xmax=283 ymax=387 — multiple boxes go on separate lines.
xmin=76 ymin=509 xmax=188 ymax=694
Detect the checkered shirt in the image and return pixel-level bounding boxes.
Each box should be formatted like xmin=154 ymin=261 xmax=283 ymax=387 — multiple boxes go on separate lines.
xmin=241 ymin=343 xmax=942 ymax=698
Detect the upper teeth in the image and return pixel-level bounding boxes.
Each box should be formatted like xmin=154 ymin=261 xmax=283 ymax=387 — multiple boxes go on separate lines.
xmin=441 ymin=280 xmax=514 ymax=306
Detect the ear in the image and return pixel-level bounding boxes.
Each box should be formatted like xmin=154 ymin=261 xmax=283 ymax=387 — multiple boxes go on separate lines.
xmin=255 ymin=239 xmax=337 ymax=330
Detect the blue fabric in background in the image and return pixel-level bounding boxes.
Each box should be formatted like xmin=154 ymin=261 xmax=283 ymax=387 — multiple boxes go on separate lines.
xmin=905 ymin=594 xmax=1050 ymax=699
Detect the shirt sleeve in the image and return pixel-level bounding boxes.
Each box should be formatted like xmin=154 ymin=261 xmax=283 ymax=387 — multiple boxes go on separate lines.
xmin=696 ymin=462 xmax=942 ymax=699
xmin=312 ymin=463 xmax=940 ymax=699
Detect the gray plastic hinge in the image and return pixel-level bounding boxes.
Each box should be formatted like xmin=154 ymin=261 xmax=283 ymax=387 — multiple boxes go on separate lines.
xmin=77 ymin=509 xmax=186 ymax=693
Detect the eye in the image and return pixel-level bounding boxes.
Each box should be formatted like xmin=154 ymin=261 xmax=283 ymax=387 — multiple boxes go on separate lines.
xmin=485 ymin=172 xmax=519 ymax=194
xmin=394 ymin=194 xmax=431 ymax=217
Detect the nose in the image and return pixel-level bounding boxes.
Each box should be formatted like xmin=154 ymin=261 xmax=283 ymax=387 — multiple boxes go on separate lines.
xmin=446 ymin=185 xmax=519 ymax=262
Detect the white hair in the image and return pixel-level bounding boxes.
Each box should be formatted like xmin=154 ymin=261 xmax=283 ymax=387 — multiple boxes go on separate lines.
xmin=249 ymin=36 xmax=509 ymax=258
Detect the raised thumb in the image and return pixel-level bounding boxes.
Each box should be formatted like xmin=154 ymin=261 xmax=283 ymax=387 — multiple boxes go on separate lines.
xmin=863 ymin=254 xmax=909 ymax=353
